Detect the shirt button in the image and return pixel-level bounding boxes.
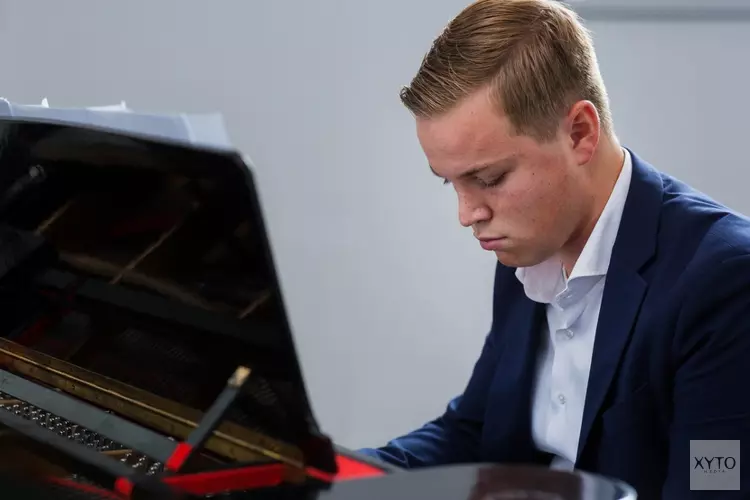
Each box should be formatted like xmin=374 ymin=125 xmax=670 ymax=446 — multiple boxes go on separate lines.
xmin=558 ymin=293 xmax=573 ymax=307
xmin=557 ymin=394 xmax=566 ymax=405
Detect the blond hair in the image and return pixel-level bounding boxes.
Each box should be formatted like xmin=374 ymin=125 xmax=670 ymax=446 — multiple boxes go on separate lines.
xmin=401 ymin=0 xmax=612 ymax=141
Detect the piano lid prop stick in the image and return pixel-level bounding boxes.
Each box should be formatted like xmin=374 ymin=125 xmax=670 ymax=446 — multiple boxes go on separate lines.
xmin=164 ymin=366 xmax=252 ymax=473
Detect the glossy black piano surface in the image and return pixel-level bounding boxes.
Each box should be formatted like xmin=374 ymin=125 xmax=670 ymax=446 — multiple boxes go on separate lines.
xmin=0 ymin=117 xmax=342 ymax=495
xmin=0 ymin=464 xmax=636 ymax=499
xmin=206 ymin=464 xmax=637 ymax=500
xmin=325 ymin=464 xmax=636 ymax=500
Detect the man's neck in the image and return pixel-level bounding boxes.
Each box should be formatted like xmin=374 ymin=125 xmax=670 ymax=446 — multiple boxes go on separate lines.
xmin=560 ymin=137 xmax=625 ymax=274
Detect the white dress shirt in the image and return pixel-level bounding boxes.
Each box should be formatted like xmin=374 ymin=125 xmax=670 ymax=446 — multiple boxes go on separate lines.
xmin=515 ymin=149 xmax=633 ymax=470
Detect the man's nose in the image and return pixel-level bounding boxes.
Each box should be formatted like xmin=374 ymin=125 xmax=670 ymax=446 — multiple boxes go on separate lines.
xmin=458 ymin=192 xmax=491 ymax=228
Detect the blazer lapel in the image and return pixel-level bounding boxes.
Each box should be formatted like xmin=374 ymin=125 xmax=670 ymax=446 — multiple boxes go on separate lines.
xmin=576 ymin=266 xmax=647 ymax=459
xmin=575 ymin=150 xmax=663 ymax=461
xmin=508 ymin=298 xmax=546 ymax=460
xmin=485 ymin=281 xmax=547 ymax=464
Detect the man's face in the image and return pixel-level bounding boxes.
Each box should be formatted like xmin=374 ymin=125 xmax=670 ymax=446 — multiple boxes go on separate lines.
xmin=416 ymin=89 xmax=596 ymax=268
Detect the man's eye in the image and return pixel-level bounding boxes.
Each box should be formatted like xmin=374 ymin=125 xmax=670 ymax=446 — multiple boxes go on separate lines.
xmin=477 ymin=173 xmax=506 ymax=188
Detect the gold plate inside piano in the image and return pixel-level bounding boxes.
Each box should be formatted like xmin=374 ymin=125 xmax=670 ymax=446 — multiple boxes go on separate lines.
xmin=0 ymin=338 xmax=302 ymax=468
xmin=0 ymin=339 xmax=301 ymax=466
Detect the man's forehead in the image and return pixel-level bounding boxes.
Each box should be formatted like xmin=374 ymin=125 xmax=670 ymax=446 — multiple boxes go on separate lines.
xmin=416 ymin=104 xmax=517 ymax=178
xmin=416 ymin=90 xmax=511 ymax=143
xmin=418 ymin=115 xmax=509 ymax=152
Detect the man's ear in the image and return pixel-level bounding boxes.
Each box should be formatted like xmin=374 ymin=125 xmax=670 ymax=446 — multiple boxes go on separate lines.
xmin=565 ymin=100 xmax=600 ymax=165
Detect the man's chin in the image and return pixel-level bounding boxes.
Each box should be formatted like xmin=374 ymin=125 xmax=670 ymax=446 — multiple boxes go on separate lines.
xmin=493 ymin=249 xmax=543 ymax=269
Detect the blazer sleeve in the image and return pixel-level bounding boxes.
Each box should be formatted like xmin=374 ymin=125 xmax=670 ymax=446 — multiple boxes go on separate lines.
xmin=662 ymin=253 xmax=750 ymax=498
xmin=357 ymin=327 xmax=501 ymax=468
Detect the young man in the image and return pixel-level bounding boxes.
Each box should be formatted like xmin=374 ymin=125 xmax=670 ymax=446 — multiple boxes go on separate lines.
xmin=359 ymin=1 xmax=750 ymax=498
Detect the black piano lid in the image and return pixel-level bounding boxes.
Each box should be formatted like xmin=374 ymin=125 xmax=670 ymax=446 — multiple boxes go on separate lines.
xmin=0 ymin=117 xmax=337 ymax=473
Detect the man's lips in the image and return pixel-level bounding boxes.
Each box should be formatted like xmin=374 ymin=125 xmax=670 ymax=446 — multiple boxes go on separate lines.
xmin=477 ymin=237 xmax=506 ymax=251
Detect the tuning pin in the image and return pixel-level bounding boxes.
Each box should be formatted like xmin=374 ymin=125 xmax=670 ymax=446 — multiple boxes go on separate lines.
xmin=134 ymin=455 xmax=148 ymax=469
xmin=47 ymin=415 xmax=60 ymax=430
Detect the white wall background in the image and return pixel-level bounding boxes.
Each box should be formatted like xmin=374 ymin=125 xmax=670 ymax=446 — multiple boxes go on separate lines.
xmin=0 ymin=1 xmax=748 ymax=449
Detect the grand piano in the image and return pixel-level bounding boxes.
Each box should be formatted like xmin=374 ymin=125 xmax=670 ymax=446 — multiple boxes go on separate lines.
xmin=0 ymin=111 xmax=637 ymax=499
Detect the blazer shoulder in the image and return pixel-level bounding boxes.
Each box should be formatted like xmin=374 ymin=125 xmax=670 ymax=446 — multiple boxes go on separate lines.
xmin=656 ymin=173 xmax=750 ymax=269
xmin=690 ymin=214 xmax=750 ymax=302
xmin=690 ymin=210 xmax=750 ymax=268
xmin=664 ymin=199 xmax=750 ymax=329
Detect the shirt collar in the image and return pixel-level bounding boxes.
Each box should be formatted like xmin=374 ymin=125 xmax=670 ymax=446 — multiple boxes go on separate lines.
xmin=515 ymin=148 xmax=633 ymax=304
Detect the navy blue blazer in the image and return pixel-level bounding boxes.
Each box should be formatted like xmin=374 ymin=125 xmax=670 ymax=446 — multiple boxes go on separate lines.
xmin=360 ymin=151 xmax=750 ymax=499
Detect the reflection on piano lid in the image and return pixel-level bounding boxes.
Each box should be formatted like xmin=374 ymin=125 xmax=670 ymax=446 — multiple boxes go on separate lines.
xmin=238 ymin=464 xmax=638 ymax=500
xmin=321 ymin=464 xmax=638 ymax=500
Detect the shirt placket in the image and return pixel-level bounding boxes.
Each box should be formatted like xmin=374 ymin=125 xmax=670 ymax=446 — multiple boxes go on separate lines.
xmin=545 ymin=283 xmax=588 ymax=457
